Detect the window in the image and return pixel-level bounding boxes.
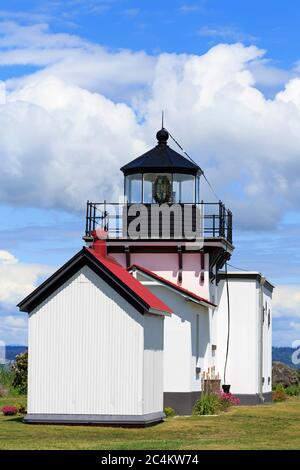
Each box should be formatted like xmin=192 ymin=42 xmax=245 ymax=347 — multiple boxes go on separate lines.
xmin=125 ymin=174 xmax=142 ymax=203
xmin=268 ymin=309 xmax=271 ymax=328
xmin=196 ymin=175 xmax=201 ymax=203
xmin=173 ymin=174 xmax=195 ymax=203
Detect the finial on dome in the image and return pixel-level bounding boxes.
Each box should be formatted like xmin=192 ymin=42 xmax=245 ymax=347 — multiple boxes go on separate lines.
xmin=156 ymin=110 xmax=169 ymax=144
xmin=156 ymin=127 xmax=169 ymax=144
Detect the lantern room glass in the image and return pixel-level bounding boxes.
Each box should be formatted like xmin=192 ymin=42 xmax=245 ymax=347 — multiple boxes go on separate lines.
xmin=125 ymin=174 xmax=142 ymax=203
xmin=172 ymin=174 xmax=195 ymax=203
xmin=125 ymin=172 xmax=198 ymax=204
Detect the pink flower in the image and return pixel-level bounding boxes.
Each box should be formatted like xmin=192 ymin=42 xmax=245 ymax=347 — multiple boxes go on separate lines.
xmin=1 ymin=406 xmax=18 ymax=416
xmin=218 ymin=392 xmax=240 ymax=405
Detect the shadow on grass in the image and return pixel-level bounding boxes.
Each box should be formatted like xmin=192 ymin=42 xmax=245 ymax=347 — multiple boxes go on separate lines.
xmin=4 ymin=416 xmax=25 ymax=423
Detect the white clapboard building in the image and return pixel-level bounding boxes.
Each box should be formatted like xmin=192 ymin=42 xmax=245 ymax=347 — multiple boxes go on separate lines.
xmin=18 ymin=127 xmax=273 ymax=423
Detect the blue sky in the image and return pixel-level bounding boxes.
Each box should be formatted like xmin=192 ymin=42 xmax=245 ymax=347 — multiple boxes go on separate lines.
xmin=0 ymin=0 xmax=299 ymax=346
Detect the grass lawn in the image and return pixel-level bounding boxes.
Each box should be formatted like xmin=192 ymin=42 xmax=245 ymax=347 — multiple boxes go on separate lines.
xmin=0 ymin=396 xmax=300 ymax=450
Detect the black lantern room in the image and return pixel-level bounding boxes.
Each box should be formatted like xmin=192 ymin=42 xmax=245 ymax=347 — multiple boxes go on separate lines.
xmin=120 ymin=128 xmax=202 ymax=204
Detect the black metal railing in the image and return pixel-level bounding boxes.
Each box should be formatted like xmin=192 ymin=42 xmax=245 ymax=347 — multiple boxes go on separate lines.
xmin=85 ymin=201 xmax=233 ymax=243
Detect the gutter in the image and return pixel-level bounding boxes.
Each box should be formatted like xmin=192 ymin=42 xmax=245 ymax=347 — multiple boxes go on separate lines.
xmin=258 ymin=275 xmax=266 ymax=403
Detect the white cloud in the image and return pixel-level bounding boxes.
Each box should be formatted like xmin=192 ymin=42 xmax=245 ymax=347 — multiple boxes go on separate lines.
xmin=273 ymin=285 xmax=300 ymax=318
xmin=0 ymin=22 xmax=155 ymax=101
xmin=290 ymin=321 xmax=300 ymax=331
xmin=1 ymin=23 xmax=300 ymax=228
xmin=0 ymin=250 xmax=18 ymax=264
xmin=1 ymin=315 xmax=27 ymax=329
xmin=197 ymin=25 xmax=256 ymax=42
xmin=0 ymin=249 xmax=53 ymax=306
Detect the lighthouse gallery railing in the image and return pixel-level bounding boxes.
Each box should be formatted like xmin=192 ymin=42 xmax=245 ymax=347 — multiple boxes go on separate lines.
xmin=85 ymin=201 xmax=233 ymax=244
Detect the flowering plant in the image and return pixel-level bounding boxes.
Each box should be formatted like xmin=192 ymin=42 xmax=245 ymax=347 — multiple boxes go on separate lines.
xmin=217 ymin=392 xmax=240 ymax=410
xmin=1 ymin=406 xmax=18 ymax=416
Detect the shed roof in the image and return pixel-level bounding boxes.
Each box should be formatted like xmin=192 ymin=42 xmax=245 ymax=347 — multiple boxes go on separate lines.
xmin=129 ymin=264 xmax=216 ymax=308
xmin=18 ymin=243 xmax=172 ymax=316
xmin=218 ymin=271 xmax=274 ymax=293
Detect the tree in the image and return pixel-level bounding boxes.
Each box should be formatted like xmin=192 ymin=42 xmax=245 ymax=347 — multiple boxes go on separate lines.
xmin=11 ymin=352 xmax=28 ymax=394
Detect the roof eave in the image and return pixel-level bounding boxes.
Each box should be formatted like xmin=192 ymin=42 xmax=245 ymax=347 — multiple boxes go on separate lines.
xmin=129 ymin=265 xmax=216 ymax=308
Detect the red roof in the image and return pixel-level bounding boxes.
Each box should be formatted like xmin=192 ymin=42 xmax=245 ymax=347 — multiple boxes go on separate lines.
xmin=128 ymin=264 xmax=216 ymax=308
xmin=87 ymin=241 xmax=172 ymax=315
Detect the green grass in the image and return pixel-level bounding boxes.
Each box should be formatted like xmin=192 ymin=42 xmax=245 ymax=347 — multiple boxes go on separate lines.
xmin=1 ymin=396 xmax=300 ymax=450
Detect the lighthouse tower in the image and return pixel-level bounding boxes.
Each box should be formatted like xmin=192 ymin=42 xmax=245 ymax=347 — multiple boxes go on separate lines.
xmin=85 ymin=127 xmax=233 ymax=298
xmin=84 ymin=127 xmax=235 ymax=413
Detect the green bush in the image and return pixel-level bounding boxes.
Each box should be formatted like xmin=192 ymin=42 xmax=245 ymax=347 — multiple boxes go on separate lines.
xmin=285 ymin=384 xmax=300 ymax=397
xmin=164 ymin=407 xmax=175 ymax=417
xmin=272 ymin=390 xmax=287 ymax=402
xmin=0 ymin=366 xmax=19 ymax=397
xmin=193 ymin=394 xmax=221 ymax=416
xmin=15 ymin=403 xmax=27 ymax=414
xmin=273 ymin=383 xmax=285 ymax=393
xmin=11 ymin=352 xmax=28 ymax=394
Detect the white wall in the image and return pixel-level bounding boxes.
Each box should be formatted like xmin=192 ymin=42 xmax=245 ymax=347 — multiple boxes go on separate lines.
xmin=28 ymin=265 xmax=147 ymax=416
xmin=216 ymin=279 xmax=259 ymax=394
xmin=262 ymin=285 xmax=272 ymax=393
xmin=143 ymin=283 xmax=210 ymax=394
xmin=143 ymin=314 xmax=164 ymax=414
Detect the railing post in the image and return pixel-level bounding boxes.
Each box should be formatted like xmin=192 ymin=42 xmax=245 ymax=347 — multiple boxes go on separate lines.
xmin=85 ymin=201 xmax=89 ymax=236
xmin=104 ymin=200 xmax=107 ymax=231
xmin=218 ymin=201 xmax=222 ymax=237
xmin=228 ymin=210 xmax=233 ymax=243
xmin=92 ymin=204 xmax=96 ymax=231
xmin=88 ymin=202 xmax=92 ymax=235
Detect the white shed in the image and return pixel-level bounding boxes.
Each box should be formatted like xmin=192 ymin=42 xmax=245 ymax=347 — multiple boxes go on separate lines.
xmin=216 ymin=272 xmax=273 ymax=403
xmin=18 ymin=241 xmax=172 ymax=425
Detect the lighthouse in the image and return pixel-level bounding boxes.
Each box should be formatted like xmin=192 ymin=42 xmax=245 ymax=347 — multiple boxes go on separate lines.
xmin=18 ymin=126 xmax=273 ymax=423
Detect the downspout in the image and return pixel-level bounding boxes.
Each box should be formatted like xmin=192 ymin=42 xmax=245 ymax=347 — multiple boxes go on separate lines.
xmin=258 ymin=276 xmax=266 ymax=403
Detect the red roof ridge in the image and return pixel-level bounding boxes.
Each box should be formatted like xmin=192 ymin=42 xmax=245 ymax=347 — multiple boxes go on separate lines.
xmin=128 ymin=264 xmax=216 ymax=308
xmin=87 ymin=247 xmax=172 ymax=315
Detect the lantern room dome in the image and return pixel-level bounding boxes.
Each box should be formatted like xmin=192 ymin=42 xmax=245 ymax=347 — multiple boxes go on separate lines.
xmin=120 ymin=128 xmax=201 ymax=176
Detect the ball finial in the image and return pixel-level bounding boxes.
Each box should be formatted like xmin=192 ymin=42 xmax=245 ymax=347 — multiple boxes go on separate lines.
xmin=156 ymin=127 xmax=169 ymax=144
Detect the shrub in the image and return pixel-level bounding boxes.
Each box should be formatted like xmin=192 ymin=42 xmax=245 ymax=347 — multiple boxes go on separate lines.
xmin=272 ymin=390 xmax=287 ymax=402
xmin=11 ymin=352 xmax=28 ymax=394
xmin=273 ymin=383 xmax=285 ymax=393
xmin=0 ymin=384 xmax=8 ymax=397
xmin=1 ymin=406 xmax=17 ymax=416
xmin=285 ymin=384 xmax=300 ymax=397
xmin=15 ymin=403 xmax=27 ymax=414
xmin=193 ymin=394 xmax=221 ymax=416
xmin=0 ymin=366 xmax=19 ymax=396
xmin=218 ymin=392 xmax=240 ymax=411
xmin=164 ymin=407 xmax=175 ymax=417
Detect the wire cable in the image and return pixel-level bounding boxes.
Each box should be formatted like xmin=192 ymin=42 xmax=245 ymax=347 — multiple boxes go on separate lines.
xmin=168 ymin=127 xmax=231 ymax=384
xmin=168 ymin=130 xmax=220 ymax=202
xmin=227 ymin=263 xmax=250 ymax=272
xmin=223 ymin=260 xmax=231 ymax=385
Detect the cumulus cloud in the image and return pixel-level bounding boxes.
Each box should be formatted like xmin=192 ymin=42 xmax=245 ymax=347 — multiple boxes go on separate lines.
xmin=273 ymin=284 xmax=300 ymax=318
xmin=0 ymin=249 xmax=53 ymax=306
xmin=1 ymin=315 xmax=27 ymax=329
xmin=1 ymin=23 xmax=300 ymax=229
xmin=0 ymin=250 xmax=18 ymax=264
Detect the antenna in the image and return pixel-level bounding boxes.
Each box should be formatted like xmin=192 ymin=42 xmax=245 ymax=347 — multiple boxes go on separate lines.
xmin=161 ymin=110 xmax=164 ymax=129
